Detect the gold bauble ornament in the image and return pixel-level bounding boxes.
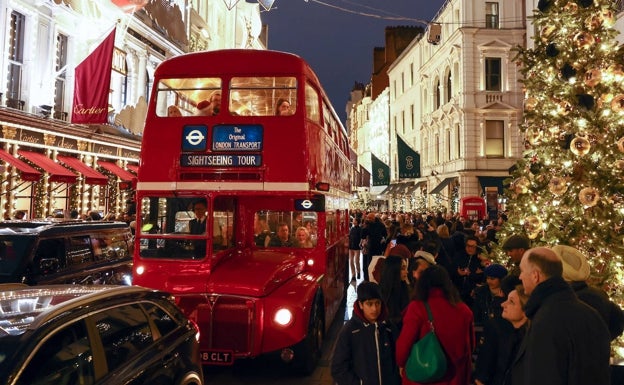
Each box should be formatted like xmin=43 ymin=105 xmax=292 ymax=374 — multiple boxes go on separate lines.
xmin=611 ymin=94 xmax=624 ymax=113
xmin=548 ymin=177 xmax=568 ymax=196
xmin=584 ymin=68 xmax=601 ymax=87
xmin=563 ymin=2 xmax=578 ymax=13
xmin=617 ymin=137 xmax=624 ymax=152
xmin=573 ymin=31 xmax=595 ymax=49
xmin=579 ymin=187 xmax=600 ymax=207
xmin=570 ymin=136 xmax=591 ymax=156
xmin=599 ymin=9 xmax=616 ymax=28
xmin=614 ymin=160 xmax=624 ymax=170
xmin=585 ymin=14 xmax=601 ymax=30
xmin=541 ymin=25 xmax=557 ymax=42
xmin=526 ymin=129 xmax=543 ymax=145
xmin=525 ymin=97 xmax=538 ymax=111
xmin=607 ymin=64 xmax=624 ymax=80
xmin=556 ymin=100 xmax=573 ymax=115
xmin=524 ymin=216 xmax=543 ymax=240
xmin=512 ymin=177 xmax=531 ymax=194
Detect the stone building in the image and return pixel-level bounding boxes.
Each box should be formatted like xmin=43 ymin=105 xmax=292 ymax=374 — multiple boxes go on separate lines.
xmin=0 ymin=0 xmax=264 ymax=219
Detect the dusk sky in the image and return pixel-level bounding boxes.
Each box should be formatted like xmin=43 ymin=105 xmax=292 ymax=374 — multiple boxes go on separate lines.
xmin=262 ymin=0 xmax=449 ymax=122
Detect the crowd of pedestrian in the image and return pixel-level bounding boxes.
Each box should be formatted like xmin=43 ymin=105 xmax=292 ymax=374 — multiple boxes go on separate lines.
xmin=332 ymin=209 xmax=624 ymax=385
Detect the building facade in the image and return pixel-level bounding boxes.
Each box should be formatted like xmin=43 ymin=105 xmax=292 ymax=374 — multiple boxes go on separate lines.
xmin=0 ymin=0 xmax=264 ymax=219
xmin=350 ymin=0 xmax=526 ymax=215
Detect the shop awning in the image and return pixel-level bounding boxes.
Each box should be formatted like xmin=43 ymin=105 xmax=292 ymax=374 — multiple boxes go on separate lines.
xmin=17 ymin=150 xmax=77 ymax=183
xmin=430 ymin=177 xmax=455 ymax=195
xmin=0 ymin=149 xmax=41 ymax=181
xmin=477 ymin=176 xmax=509 ymax=194
xmin=404 ymin=182 xmax=418 ymax=195
xmin=97 ymin=160 xmax=136 ymax=182
xmin=379 ymin=185 xmax=392 ymax=195
xmin=57 ymin=155 xmax=109 ymax=185
xmin=127 ymin=164 xmax=139 ymax=174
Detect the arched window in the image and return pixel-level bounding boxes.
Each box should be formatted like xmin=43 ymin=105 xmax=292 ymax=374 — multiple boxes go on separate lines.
xmin=434 ymin=78 xmax=441 ymax=110
xmin=445 ymin=69 xmax=452 ymax=103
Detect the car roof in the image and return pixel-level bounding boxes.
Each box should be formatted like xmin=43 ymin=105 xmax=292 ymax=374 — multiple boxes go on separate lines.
xmin=0 ymin=220 xmax=129 ymax=236
xmin=0 ymin=285 xmax=149 ymax=337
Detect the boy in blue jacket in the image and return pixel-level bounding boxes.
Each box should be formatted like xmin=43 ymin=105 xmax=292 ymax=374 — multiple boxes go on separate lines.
xmin=331 ymin=281 xmax=400 ymax=385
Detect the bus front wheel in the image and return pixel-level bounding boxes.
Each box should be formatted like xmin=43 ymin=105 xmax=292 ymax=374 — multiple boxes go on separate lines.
xmin=293 ymin=294 xmax=324 ymax=375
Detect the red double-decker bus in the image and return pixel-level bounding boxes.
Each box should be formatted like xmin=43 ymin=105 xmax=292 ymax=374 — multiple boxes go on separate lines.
xmin=133 ymin=49 xmax=352 ymax=372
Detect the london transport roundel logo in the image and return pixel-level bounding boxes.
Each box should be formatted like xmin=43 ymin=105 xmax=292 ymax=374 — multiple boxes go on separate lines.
xmin=182 ymin=125 xmax=207 ymax=151
xmin=186 ymin=129 xmax=205 ymax=146
xmin=300 ymin=200 xmax=313 ymax=209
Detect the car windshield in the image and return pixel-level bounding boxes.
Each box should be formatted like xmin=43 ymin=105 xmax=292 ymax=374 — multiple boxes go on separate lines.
xmin=0 ymin=236 xmax=36 ymax=277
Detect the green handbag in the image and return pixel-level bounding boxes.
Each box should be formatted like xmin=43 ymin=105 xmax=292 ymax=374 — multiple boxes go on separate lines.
xmin=405 ymin=302 xmax=447 ymax=382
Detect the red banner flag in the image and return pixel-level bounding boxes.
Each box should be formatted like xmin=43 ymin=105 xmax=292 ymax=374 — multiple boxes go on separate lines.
xmin=71 ymin=28 xmax=116 ymax=124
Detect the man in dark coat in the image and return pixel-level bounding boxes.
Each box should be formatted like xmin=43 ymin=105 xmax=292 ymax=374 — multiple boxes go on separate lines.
xmin=515 ymin=247 xmax=611 ymax=385
xmin=451 ymin=236 xmax=484 ymax=307
xmin=360 ymin=213 xmax=387 ymax=281
xmin=331 ymin=282 xmax=400 ymax=385
xmin=554 ymin=244 xmax=624 ymax=340
xmin=188 ymin=200 xmax=207 ymax=235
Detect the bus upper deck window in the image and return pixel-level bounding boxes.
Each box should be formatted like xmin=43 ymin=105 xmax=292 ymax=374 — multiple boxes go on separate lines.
xmin=155 ymin=77 xmax=221 ymax=117
xmin=229 ymin=77 xmax=297 ymax=116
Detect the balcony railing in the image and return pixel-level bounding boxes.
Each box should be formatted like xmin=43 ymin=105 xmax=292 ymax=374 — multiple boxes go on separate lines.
xmin=6 ymin=98 xmax=25 ymax=110
xmin=486 ymin=93 xmax=504 ymax=103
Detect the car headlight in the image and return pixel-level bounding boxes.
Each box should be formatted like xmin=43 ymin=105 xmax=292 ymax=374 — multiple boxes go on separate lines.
xmin=274 ymin=308 xmax=293 ymax=327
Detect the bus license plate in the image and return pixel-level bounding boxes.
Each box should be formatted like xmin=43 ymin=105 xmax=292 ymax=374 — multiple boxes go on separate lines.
xmin=201 ymin=350 xmax=234 ymax=365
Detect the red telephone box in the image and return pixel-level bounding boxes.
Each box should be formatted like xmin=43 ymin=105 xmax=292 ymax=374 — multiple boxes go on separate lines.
xmin=460 ymin=196 xmax=486 ymax=221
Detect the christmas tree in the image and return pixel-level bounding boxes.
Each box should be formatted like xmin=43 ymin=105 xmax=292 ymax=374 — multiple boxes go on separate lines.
xmin=496 ymin=0 xmax=624 ymax=357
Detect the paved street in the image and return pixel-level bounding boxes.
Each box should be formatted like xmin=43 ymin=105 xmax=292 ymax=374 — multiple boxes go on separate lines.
xmin=203 ymin=278 xmax=361 ymax=385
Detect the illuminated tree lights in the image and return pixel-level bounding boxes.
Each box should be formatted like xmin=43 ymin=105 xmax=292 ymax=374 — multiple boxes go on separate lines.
xmin=494 ymin=0 xmax=624 ymax=360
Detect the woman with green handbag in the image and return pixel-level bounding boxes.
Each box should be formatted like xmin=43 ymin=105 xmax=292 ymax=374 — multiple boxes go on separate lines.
xmin=396 ymin=265 xmax=474 ymax=384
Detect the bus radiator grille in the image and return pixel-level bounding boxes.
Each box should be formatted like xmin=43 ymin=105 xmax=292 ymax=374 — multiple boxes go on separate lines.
xmin=196 ymin=296 xmax=255 ymax=354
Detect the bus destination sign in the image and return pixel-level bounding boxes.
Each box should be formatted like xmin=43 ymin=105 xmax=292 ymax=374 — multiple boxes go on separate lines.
xmin=181 ymin=154 xmax=262 ymax=167
xmin=212 ymin=125 xmax=263 ymax=151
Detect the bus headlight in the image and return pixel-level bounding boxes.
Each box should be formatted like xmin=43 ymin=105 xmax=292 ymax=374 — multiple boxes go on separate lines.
xmin=135 ymin=265 xmax=145 ymax=275
xmin=274 ymin=308 xmax=294 ymax=327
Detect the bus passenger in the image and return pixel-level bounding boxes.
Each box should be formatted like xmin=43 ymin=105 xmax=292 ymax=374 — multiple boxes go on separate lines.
xmin=268 ymin=222 xmax=295 ymax=247
xmin=295 ymin=226 xmax=314 ymax=248
xmin=275 ymin=98 xmax=293 ymax=116
xmin=254 ymin=214 xmax=271 ymax=247
xmin=196 ymin=91 xmax=221 ymax=116
xmin=167 ymin=105 xmax=182 ymax=117
xmin=189 ymin=201 xmax=207 ymax=234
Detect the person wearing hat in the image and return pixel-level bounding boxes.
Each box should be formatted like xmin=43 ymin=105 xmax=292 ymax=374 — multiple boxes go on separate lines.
xmin=331 ymin=282 xmax=400 ymax=385
xmin=475 ymin=284 xmax=529 ymax=385
xmin=406 ymin=241 xmax=438 ymax=289
xmin=472 ymin=263 xmax=508 ymax=327
xmin=501 ymin=234 xmax=530 ymax=276
xmin=553 ymin=244 xmax=624 ymax=340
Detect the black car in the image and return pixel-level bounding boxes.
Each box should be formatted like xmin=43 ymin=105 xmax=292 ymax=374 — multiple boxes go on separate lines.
xmin=0 ymin=285 xmax=203 ymax=385
xmin=0 ymin=220 xmax=133 ymax=285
